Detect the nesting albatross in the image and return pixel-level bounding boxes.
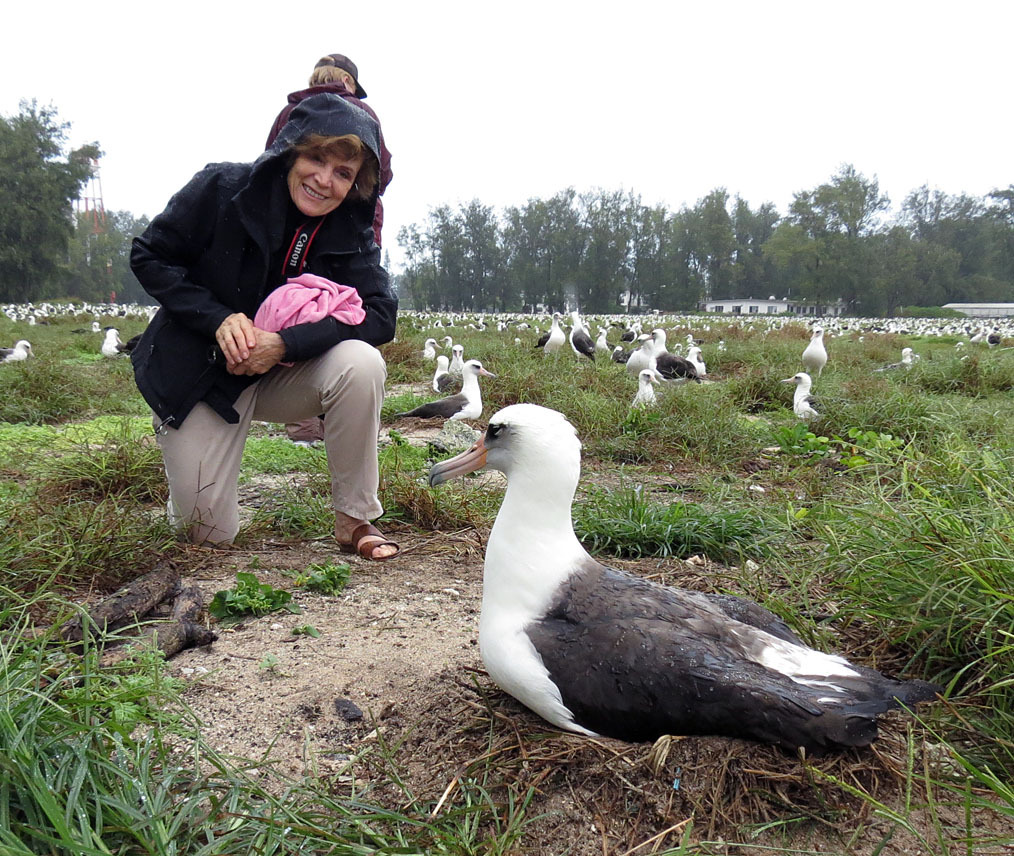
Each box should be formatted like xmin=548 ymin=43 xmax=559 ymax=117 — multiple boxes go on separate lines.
xmin=429 ymin=404 xmax=939 ymax=752
xmin=396 ymin=359 xmax=495 ymax=422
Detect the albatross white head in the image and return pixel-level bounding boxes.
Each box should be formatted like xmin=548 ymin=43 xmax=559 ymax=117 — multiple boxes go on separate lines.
xmin=429 ymin=403 xmax=587 ymax=590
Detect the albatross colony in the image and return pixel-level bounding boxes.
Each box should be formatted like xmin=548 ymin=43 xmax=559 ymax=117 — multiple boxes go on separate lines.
xmin=429 ymin=403 xmax=939 ymax=753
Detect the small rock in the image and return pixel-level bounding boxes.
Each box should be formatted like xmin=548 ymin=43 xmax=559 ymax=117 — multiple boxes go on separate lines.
xmin=428 ymin=421 xmax=480 ymax=455
xmin=334 ymin=698 xmax=364 ymax=722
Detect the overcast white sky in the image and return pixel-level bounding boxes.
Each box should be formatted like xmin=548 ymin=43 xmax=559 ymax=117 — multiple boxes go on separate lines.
xmin=2 ymin=0 xmax=1010 ymax=272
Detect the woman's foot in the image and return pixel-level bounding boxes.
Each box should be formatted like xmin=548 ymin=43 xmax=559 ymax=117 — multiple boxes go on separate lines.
xmin=335 ymin=511 xmax=399 ymax=560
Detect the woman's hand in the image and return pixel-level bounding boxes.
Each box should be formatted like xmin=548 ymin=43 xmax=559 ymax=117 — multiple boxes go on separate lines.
xmin=226 ymin=329 xmax=286 ymax=376
xmin=216 ymin=313 xmax=258 ymax=367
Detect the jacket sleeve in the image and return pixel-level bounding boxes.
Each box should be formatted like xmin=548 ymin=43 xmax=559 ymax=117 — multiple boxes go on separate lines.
xmin=277 ymin=239 xmax=398 ymax=362
xmin=130 ymin=166 xmax=236 ymax=339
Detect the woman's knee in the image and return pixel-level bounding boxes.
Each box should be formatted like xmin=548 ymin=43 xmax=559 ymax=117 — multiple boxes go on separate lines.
xmin=330 ymin=339 xmax=387 ymax=383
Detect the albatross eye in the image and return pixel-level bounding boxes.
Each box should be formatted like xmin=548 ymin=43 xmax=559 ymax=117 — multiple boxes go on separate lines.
xmin=486 ymin=423 xmax=504 ymax=440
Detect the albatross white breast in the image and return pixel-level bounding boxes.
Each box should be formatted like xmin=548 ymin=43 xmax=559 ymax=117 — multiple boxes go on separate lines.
xmin=429 ymin=404 xmax=939 ymax=752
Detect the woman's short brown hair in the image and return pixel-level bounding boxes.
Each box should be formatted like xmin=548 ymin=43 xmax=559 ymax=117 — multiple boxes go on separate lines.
xmin=289 ymin=133 xmax=379 ymax=202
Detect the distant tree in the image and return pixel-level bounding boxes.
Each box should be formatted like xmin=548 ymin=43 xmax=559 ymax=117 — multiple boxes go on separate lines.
xmin=65 ymin=210 xmax=151 ymax=303
xmin=0 ymin=101 xmax=98 ymax=301
xmin=691 ymin=189 xmax=737 ymax=300
xmin=578 ymin=189 xmax=635 ymax=312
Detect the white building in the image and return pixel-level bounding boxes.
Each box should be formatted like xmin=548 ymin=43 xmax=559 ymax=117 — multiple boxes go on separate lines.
xmin=942 ymin=303 xmax=1014 ymax=318
xmin=699 ymin=297 xmax=845 ymax=317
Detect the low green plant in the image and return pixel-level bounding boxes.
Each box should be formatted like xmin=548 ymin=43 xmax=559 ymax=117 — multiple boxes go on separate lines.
xmin=294 ymin=560 xmax=350 ymax=595
xmin=292 ymin=624 xmax=321 ymax=637
xmin=573 ymin=484 xmax=777 ymax=561
xmin=208 ymin=571 xmax=299 ymax=619
xmin=771 ymin=423 xmax=832 ymax=457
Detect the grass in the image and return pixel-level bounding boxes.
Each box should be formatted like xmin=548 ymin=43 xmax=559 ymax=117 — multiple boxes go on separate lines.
xmin=4 ymin=307 xmax=1014 ymax=852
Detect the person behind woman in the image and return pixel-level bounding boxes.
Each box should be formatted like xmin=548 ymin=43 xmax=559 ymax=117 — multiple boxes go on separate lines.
xmin=131 ymin=93 xmax=399 ymax=560
xmin=266 ymin=53 xmax=392 ymax=248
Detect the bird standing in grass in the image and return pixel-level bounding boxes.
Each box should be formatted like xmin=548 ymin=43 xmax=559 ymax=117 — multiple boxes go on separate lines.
xmin=801 ymin=327 xmax=828 ymax=377
xmin=428 ymin=404 xmax=939 ymax=753
xmin=537 ymin=312 xmax=566 ymax=355
xmin=568 ymin=310 xmax=596 ymax=361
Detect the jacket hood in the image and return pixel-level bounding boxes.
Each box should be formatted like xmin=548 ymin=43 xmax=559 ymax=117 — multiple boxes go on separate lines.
xmin=264 ymin=93 xmax=381 ymax=164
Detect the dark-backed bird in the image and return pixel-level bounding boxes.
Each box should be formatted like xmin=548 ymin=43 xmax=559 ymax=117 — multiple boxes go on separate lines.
xmin=432 ymin=354 xmax=452 ymax=392
xmin=396 ymin=359 xmax=495 ymax=422
xmin=0 ymin=340 xmax=33 ymax=362
xmin=101 ymin=327 xmax=128 ymax=357
xmin=654 ymin=335 xmax=700 ymax=382
xmin=428 ymin=404 xmax=939 ymax=753
xmin=568 ymin=310 xmax=596 ymax=361
xmin=611 ymin=345 xmax=632 ymax=364
xmin=874 ymin=347 xmax=918 ymax=372
xmin=536 ymin=313 xmax=566 ymax=354
xmin=782 ymin=372 xmax=820 ymax=420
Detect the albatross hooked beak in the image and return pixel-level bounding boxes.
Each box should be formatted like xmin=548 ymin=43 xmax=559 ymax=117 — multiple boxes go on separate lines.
xmin=428 ymin=435 xmax=489 ymax=487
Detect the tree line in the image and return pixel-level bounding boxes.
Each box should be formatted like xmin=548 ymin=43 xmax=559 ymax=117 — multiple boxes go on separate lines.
xmin=397 ymin=167 xmax=1014 ymax=316
xmin=3 ymin=102 xmax=1012 ymax=315
xmin=0 ymin=101 xmax=150 ymax=305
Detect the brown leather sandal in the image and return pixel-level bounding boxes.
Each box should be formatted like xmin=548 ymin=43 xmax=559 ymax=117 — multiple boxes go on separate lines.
xmin=338 ymin=522 xmax=400 ymax=561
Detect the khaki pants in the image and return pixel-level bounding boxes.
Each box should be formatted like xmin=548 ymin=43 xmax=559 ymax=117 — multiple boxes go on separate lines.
xmin=155 ymin=339 xmax=386 ymax=545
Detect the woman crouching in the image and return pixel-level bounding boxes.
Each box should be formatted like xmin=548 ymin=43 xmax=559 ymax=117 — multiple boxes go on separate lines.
xmin=130 ymin=94 xmax=399 ymax=560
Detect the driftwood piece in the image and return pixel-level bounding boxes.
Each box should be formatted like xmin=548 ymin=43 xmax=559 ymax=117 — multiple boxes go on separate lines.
xmin=61 ymin=560 xmax=181 ymax=644
xmin=99 ymin=621 xmax=217 ymax=668
xmin=98 ymin=583 xmax=217 ymax=667
xmin=170 ymin=584 xmax=204 ymax=623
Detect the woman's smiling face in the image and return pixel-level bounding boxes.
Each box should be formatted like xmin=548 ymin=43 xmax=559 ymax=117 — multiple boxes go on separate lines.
xmin=287 ymin=150 xmax=366 ymax=216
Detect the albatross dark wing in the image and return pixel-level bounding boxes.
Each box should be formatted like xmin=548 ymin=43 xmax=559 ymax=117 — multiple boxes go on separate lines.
xmin=525 ymin=559 xmax=939 ymax=753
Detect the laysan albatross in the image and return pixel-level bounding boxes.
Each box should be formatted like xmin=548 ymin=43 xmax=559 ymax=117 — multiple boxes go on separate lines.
xmin=429 ymin=403 xmax=939 ymax=753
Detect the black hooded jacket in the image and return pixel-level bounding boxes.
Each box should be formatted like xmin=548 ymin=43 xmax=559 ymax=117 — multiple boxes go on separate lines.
xmin=130 ymin=94 xmax=397 ymax=429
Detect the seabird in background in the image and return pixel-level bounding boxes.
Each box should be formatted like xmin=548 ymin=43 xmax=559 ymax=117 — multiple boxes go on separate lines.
xmin=625 ymin=335 xmax=656 ymax=377
xmin=654 ymin=331 xmax=700 ymax=382
xmin=782 ymin=372 xmax=820 ymax=420
xmin=448 ymin=343 xmax=465 ymax=377
xmin=428 ymin=404 xmax=939 ymax=753
xmin=101 ymin=327 xmax=128 ymax=357
xmin=620 ymin=321 xmax=641 ymax=343
xmin=595 ymin=327 xmax=611 ymax=355
xmin=396 ymin=359 xmax=495 ymax=422
xmin=801 ymin=327 xmax=828 ymax=377
xmin=685 ymin=345 xmax=707 ymax=378
xmin=537 ymin=312 xmax=566 ymax=354
xmin=0 ymin=340 xmax=33 ymax=362
xmin=631 ymin=369 xmax=660 ymax=408
xmin=611 ymin=344 xmax=632 ymax=364
xmin=422 ymin=338 xmax=438 ymax=360
xmin=874 ymin=347 xmax=918 ymax=372
xmin=568 ymin=310 xmax=596 ymax=361
xmin=432 ymin=354 xmax=452 ymax=392
xmin=987 ymin=329 xmax=1002 ymax=348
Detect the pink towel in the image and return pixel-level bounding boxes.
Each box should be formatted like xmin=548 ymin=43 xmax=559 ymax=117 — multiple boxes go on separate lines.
xmin=254 ymin=273 xmax=366 ymax=366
